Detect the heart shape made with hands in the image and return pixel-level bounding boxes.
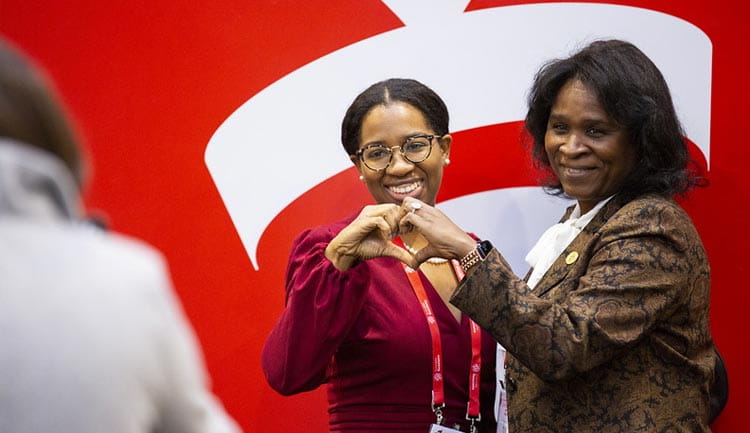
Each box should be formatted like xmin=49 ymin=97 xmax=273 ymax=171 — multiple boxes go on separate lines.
xmin=392 ymin=198 xmax=464 ymax=269
xmin=326 ymin=199 xmax=469 ymax=271
xmin=391 ymin=198 xmax=478 ymax=268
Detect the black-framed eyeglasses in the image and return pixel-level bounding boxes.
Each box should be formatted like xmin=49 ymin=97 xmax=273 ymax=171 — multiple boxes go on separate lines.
xmin=355 ymin=134 xmax=442 ymax=171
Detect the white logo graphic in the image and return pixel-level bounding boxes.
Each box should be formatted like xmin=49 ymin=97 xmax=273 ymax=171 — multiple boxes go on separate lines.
xmin=205 ymin=0 xmax=711 ymax=269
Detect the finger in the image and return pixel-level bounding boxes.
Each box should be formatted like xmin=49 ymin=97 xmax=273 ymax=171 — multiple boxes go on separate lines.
xmin=372 ymin=216 xmax=394 ymax=239
xmin=412 ymin=244 xmax=445 ymax=266
xmin=398 ymin=220 xmax=414 ymax=236
xmin=400 ymin=197 xmax=425 ymax=216
xmin=399 ymin=210 xmax=429 ymax=234
xmin=398 ymin=211 xmax=416 ymax=234
xmin=399 ymin=196 xmax=416 ymax=212
xmin=395 ymin=203 xmax=411 ymax=226
xmin=361 ymin=205 xmax=401 ymax=239
xmin=380 ymin=208 xmax=402 ymax=239
xmin=383 ymin=242 xmax=419 ymax=269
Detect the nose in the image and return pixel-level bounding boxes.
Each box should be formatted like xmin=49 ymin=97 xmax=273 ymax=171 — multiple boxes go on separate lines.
xmin=559 ymin=132 xmax=588 ymax=157
xmin=386 ymin=146 xmax=415 ymax=175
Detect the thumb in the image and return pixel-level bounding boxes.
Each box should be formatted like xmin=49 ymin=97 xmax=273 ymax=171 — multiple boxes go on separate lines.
xmin=383 ymin=242 xmax=419 ymax=269
xmin=412 ymin=244 xmax=445 ymax=267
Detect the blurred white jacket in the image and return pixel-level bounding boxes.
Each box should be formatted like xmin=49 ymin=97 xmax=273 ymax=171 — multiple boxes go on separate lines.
xmin=0 ymin=138 xmax=241 ymax=433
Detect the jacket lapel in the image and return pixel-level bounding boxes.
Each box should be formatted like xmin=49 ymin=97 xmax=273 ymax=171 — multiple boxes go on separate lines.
xmin=531 ymin=196 xmax=627 ymax=297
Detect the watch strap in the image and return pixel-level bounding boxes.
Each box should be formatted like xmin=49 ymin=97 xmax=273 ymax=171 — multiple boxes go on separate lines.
xmin=460 ymin=240 xmax=492 ymax=271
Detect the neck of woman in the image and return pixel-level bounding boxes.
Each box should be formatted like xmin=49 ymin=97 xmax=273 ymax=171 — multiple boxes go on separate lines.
xmin=399 ymin=232 xmax=425 ymax=251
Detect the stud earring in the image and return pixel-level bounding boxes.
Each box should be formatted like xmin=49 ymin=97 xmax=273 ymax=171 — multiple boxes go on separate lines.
xmin=359 ymin=175 xmax=364 ymax=181
xmin=444 ymin=158 xmax=451 ymax=166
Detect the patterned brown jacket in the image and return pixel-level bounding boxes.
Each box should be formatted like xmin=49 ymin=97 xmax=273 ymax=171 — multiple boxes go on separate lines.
xmin=451 ymin=194 xmax=715 ymax=432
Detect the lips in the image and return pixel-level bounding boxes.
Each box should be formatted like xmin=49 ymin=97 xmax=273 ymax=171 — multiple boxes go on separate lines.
xmin=388 ymin=180 xmax=422 ymax=194
xmin=386 ymin=180 xmax=424 ymax=202
xmin=559 ymin=165 xmax=595 ymax=178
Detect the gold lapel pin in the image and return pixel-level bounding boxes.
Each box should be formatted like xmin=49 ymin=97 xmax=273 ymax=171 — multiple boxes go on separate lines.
xmin=565 ymin=251 xmax=579 ymax=265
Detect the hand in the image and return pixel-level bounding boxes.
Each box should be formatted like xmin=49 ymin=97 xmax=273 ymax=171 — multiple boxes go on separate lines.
xmin=398 ymin=198 xmax=477 ymax=266
xmin=325 ymin=204 xmax=416 ymax=270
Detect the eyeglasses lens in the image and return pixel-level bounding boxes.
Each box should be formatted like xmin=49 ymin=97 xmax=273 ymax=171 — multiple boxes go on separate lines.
xmin=362 ymin=136 xmax=433 ymax=170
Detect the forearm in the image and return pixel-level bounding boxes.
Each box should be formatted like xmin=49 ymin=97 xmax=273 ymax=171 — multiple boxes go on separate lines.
xmin=325 ymin=241 xmax=359 ymax=271
xmin=451 ymin=239 xmax=689 ymax=382
xmin=263 ymin=236 xmax=370 ymax=394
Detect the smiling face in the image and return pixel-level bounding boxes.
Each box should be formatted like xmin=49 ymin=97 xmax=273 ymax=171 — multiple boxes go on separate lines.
xmin=352 ymin=101 xmax=451 ymax=206
xmin=545 ymin=79 xmax=636 ymax=213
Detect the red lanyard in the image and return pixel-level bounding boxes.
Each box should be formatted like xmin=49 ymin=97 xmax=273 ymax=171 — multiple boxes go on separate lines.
xmin=394 ymin=240 xmax=482 ymax=426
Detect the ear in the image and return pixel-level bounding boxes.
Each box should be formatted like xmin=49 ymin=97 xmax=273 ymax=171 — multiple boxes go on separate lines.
xmin=439 ymin=134 xmax=452 ymax=161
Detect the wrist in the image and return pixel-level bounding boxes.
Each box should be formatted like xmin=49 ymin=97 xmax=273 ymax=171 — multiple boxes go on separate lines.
xmin=325 ymin=243 xmax=357 ymax=271
xmin=459 ymin=240 xmax=493 ymax=272
xmin=455 ymin=236 xmax=479 ymax=259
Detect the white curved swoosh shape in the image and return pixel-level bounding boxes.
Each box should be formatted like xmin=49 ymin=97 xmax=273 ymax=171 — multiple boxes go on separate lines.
xmin=205 ymin=1 xmax=711 ymax=269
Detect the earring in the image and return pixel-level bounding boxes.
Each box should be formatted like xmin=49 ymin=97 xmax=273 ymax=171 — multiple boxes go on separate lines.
xmin=444 ymin=158 xmax=451 ymax=166
xmin=359 ymin=175 xmax=364 ymax=181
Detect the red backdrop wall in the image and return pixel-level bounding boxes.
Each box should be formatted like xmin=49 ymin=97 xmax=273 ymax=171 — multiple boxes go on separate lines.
xmin=2 ymin=1 xmax=748 ymax=432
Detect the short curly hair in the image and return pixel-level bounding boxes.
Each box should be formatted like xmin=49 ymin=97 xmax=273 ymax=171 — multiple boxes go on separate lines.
xmin=524 ymin=39 xmax=703 ymax=200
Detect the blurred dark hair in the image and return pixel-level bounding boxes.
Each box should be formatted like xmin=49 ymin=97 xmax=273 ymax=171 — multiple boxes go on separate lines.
xmin=524 ymin=39 xmax=704 ymax=200
xmin=341 ymin=78 xmax=449 ymax=155
xmin=0 ymin=37 xmax=84 ymax=185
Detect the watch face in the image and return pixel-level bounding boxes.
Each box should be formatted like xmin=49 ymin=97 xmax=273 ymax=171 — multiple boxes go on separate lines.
xmin=477 ymin=240 xmax=493 ymax=259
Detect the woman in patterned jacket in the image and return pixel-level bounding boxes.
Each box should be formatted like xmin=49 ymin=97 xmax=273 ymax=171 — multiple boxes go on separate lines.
xmin=398 ymin=39 xmax=717 ymax=432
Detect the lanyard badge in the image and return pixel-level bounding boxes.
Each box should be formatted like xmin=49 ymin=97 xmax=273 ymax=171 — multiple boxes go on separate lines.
xmin=394 ymin=238 xmax=482 ymax=432
xmin=429 ymin=424 xmax=466 ymax=433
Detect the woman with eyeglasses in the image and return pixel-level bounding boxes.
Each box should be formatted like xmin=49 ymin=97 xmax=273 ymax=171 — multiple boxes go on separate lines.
xmin=262 ymin=78 xmax=498 ymax=432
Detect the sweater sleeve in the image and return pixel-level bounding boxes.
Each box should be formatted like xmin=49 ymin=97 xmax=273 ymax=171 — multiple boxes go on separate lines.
xmin=261 ymin=225 xmax=371 ymax=395
xmin=146 ymin=252 xmax=242 ymax=433
xmin=451 ymin=199 xmax=707 ymax=382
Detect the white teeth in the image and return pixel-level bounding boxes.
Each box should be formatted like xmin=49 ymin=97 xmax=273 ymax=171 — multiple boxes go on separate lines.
xmin=389 ymin=181 xmax=421 ymax=194
xmin=566 ymin=167 xmax=590 ymax=175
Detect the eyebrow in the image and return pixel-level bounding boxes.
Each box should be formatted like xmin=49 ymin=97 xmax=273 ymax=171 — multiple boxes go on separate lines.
xmin=548 ymin=113 xmax=612 ymax=125
xmin=362 ymin=132 xmax=432 ymax=147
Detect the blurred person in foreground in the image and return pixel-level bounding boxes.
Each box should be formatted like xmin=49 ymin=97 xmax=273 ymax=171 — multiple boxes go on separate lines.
xmin=0 ymin=37 xmax=241 ymax=433
xmin=398 ymin=40 xmax=718 ymax=431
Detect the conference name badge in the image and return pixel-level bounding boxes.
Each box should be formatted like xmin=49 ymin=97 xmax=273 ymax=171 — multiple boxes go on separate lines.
xmin=428 ymin=424 xmax=463 ymax=433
